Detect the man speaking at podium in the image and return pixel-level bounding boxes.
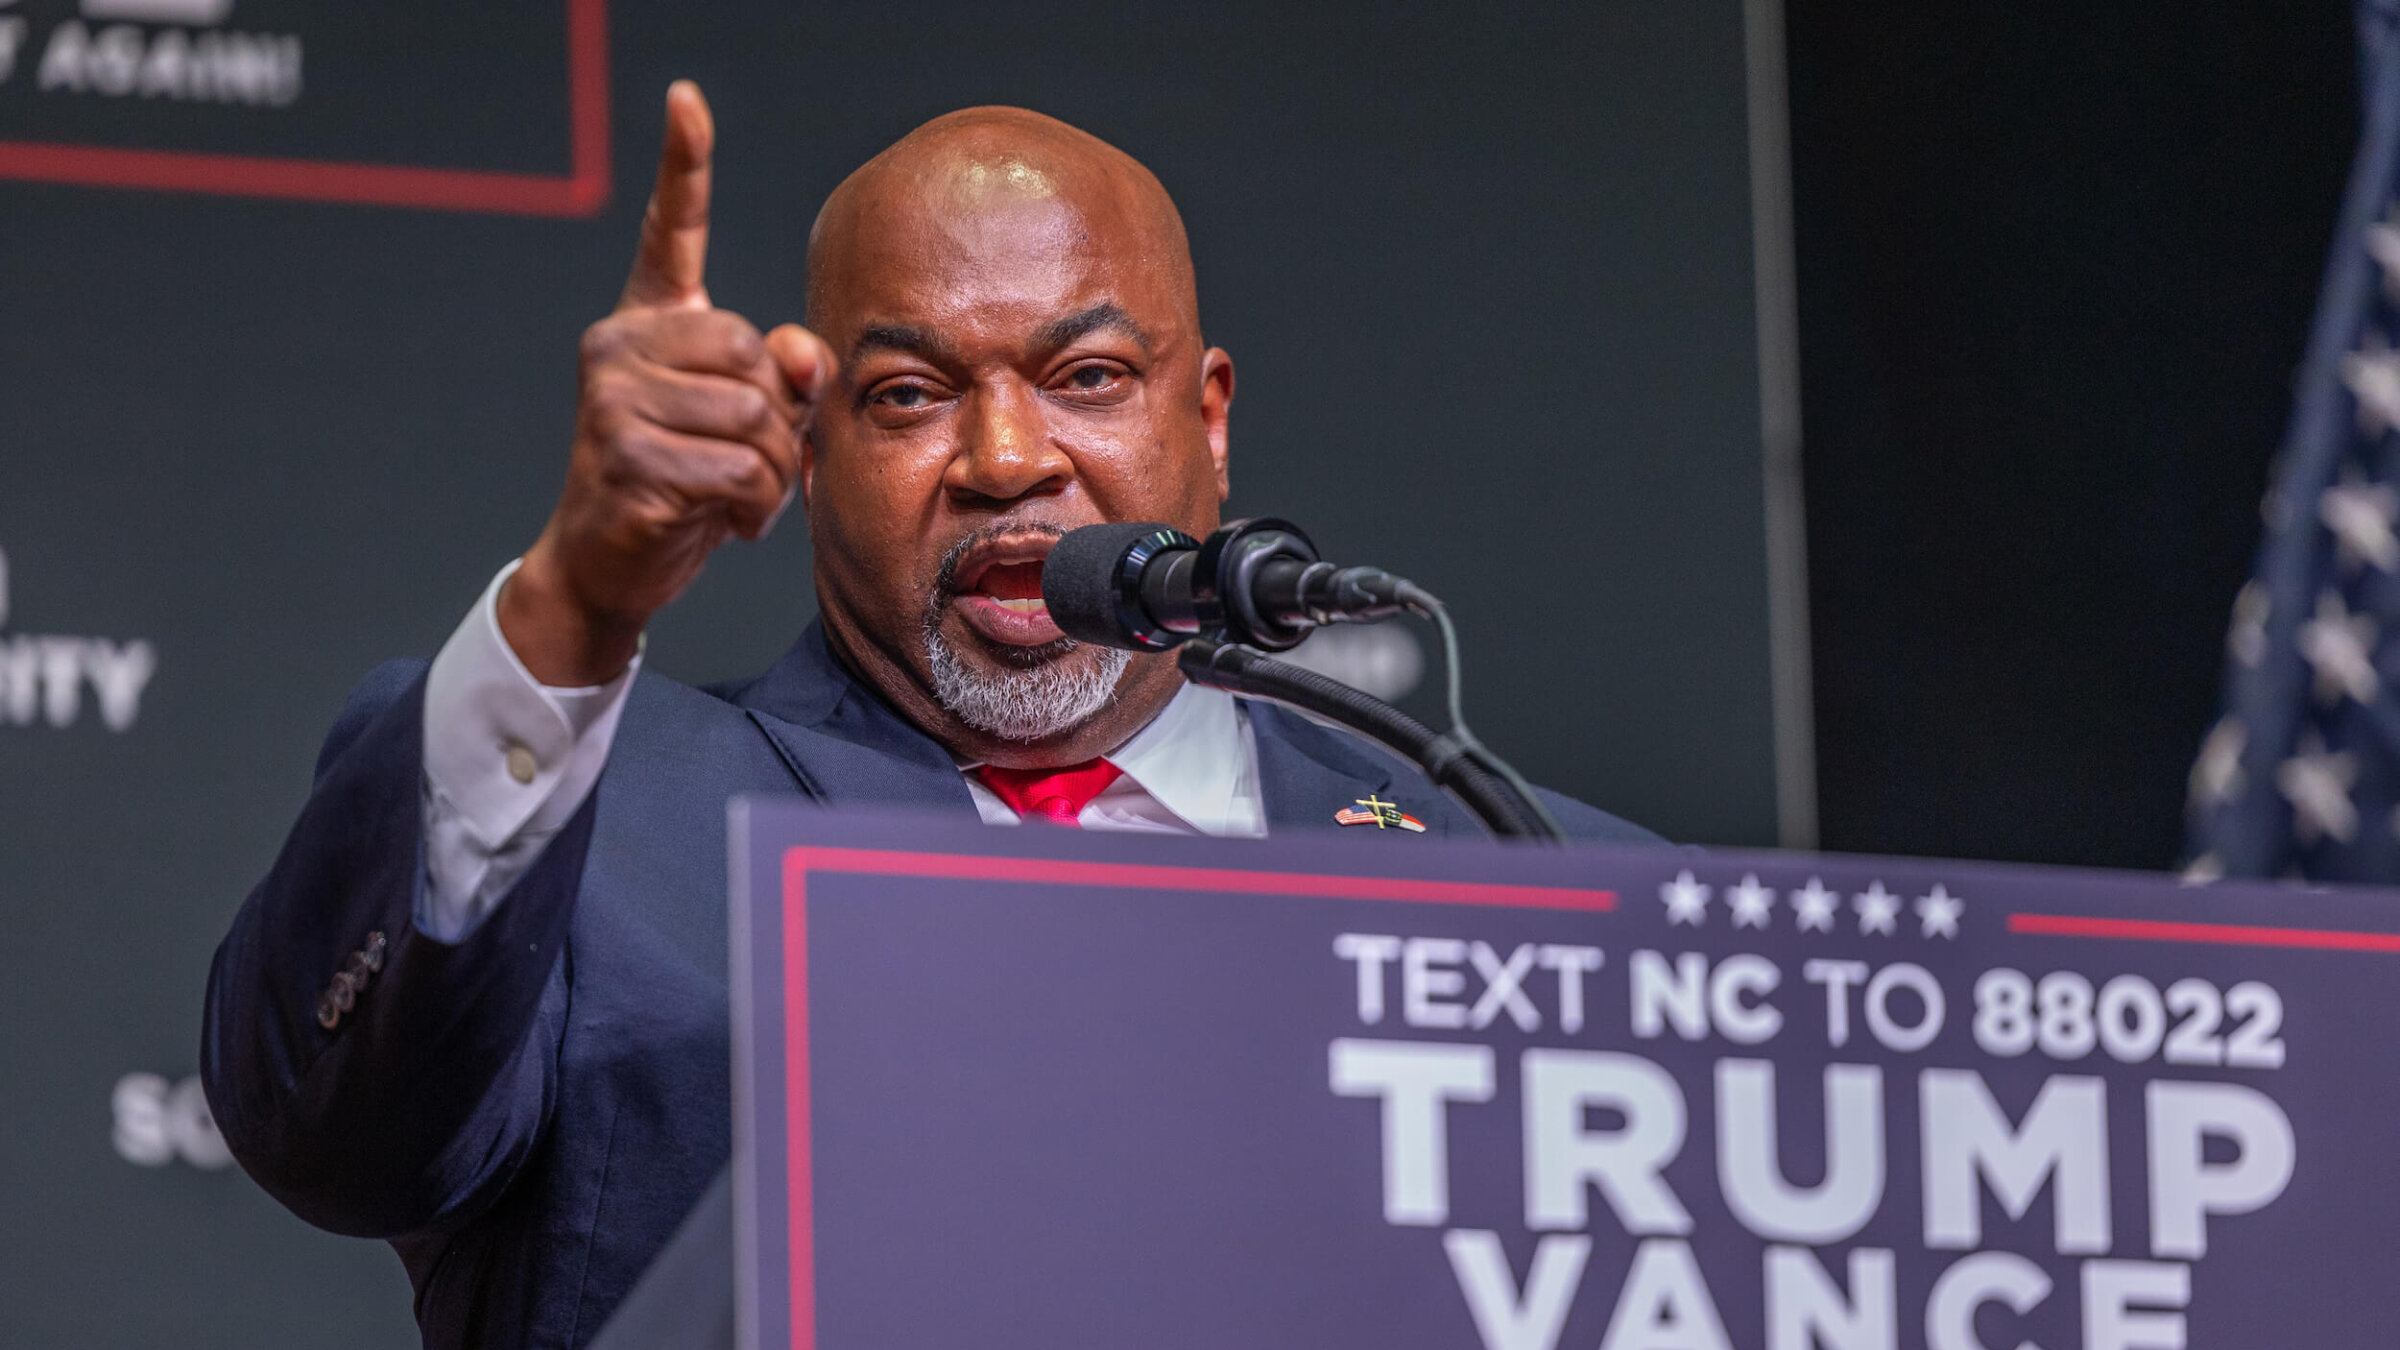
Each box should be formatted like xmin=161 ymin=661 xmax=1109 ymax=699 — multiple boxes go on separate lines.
xmin=204 ymin=83 xmax=1656 ymax=1348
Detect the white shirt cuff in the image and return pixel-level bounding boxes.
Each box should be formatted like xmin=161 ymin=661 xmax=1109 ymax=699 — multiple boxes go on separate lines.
xmin=419 ymin=559 xmax=639 ymax=939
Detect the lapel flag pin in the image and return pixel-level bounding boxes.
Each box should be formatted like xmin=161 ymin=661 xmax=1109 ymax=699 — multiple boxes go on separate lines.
xmin=1335 ymin=794 xmax=1427 ymax=833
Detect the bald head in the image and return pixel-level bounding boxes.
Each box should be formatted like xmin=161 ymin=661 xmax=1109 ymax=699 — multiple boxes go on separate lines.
xmin=805 ymin=107 xmax=1198 ymax=337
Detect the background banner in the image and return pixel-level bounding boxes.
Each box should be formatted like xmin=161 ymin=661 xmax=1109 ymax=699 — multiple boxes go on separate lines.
xmin=0 ymin=4 xmax=1773 ymax=1342
xmin=737 ymin=805 xmax=2395 ymax=1350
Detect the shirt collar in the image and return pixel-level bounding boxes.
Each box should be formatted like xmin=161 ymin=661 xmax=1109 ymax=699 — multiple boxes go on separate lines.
xmin=953 ymin=682 xmax=1251 ymax=833
xmin=1101 ymin=681 xmax=1248 ymax=833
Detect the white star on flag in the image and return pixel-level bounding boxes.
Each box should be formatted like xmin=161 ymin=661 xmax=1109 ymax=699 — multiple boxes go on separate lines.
xmin=1726 ymin=874 xmax=1774 ymax=929
xmin=2342 ymin=340 xmax=2400 ymax=434
xmin=1853 ymin=881 xmax=1900 ymax=936
xmin=2298 ymin=590 xmax=2379 ymax=705
xmin=2367 ymin=214 xmax=2400 ymax=300
xmin=2278 ymin=739 xmax=2360 ymax=844
xmin=1659 ymin=870 xmax=1710 ymax=926
xmin=2320 ymin=477 xmax=2400 ymax=572
xmin=1790 ymin=877 xmax=1838 ymax=932
xmin=2263 ymin=479 xmax=2293 ymax=532
xmin=2189 ymin=716 xmax=2246 ymax=807
xmin=1914 ymin=884 xmax=1964 ymax=938
xmin=2225 ymin=581 xmax=2270 ymax=668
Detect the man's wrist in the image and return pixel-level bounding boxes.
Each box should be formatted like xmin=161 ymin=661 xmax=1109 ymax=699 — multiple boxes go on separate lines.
xmin=498 ymin=542 xmax=647 ymax=687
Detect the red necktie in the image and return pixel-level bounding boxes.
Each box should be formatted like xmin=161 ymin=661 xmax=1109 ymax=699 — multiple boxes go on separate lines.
xmin=975 ymin=759 xmax=1124 ymax=826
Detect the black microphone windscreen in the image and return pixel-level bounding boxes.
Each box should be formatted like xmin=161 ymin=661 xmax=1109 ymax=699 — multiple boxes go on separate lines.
xmin=1044 ymin=521 xmax=1179 ymax=648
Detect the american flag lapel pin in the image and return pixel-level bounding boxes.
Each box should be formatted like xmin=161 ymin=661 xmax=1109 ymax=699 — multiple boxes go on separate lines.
xmin=1334 ymin=794 xmax=1427 ymax=833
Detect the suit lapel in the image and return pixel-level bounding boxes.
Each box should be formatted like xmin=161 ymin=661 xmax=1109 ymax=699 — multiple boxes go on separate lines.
xmin=729 ymin=623 xmax=977 ymax=814
xmin=744 ymin=708 xmax=976 ymax=812
xmin=1251 ymin=703 xmax=1477 ymax=838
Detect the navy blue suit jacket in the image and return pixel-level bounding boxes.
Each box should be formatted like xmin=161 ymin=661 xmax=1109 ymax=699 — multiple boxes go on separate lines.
xmin=203 ymin=623 xmax=1659 ymax=1350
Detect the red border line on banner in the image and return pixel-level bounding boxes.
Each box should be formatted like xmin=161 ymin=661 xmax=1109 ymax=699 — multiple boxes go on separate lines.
xmin=2010 ymin=912 xmax=2400 ymax=953
xmin=0 ymin=0 xmax=611 ymax=216
xmin=786 ymin=847 xmax=1619 ymax=912
xmin=773 ymin=845 xmax=1613 ymax=1350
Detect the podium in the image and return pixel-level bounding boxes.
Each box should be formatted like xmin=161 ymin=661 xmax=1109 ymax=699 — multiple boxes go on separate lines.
xmin=599 ymin=804 xmax=2400 ymax=1349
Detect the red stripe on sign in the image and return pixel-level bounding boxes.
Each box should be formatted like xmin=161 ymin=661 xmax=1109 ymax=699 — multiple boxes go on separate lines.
xmin=2010 ymin=912 xmax=2400 ymax=953
xmin=787 ymin=845 xmax=1617 ymax=911
xmin=0 ymin=0 xmax=611 ymax=216
xmin=782 ymin=858 xmax=815 ymax=1350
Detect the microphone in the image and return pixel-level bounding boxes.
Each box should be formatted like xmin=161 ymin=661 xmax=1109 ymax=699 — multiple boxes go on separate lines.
xmin=1044 ymin=517 xmax=1420 ymax=652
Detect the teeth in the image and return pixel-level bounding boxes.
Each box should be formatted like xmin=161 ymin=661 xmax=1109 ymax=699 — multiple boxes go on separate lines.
xmin=994 ymin=598 xmax=1047 ymax=614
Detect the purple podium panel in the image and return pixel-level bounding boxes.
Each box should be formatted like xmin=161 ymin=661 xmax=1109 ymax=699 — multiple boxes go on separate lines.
xmin=729 ymin=803 xmax=2400 ymax=1350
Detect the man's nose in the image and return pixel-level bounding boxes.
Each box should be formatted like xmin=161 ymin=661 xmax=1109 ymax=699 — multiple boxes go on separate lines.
xmin=947 ymin=381 xmax=1072 ymax=502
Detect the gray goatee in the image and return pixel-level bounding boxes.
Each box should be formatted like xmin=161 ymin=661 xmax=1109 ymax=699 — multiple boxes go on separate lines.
xmin=923 ymin=525 xmax=1131 ymax=742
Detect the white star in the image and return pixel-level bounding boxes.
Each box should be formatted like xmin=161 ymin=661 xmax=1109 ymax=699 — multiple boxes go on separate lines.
xmin=2226 ymin=581 xmax=2269 ymax=669
xmin=1853 ymin=881 xmax=1900 ymax=936
xmin=2297 ymin=590 xmax=2379 ymax=705
xmin=2263 ymin=479 xmax=2294 ymax=533
xmin=2189 ymin=716 xmax=2247 ymax=807
xmin=2321 ymin=477 xmax=2400 ymax=573
xmin=2367 ymin=216 xmax=2400 ymax=301
xmin=2279 ymin=740 xmax=2360 ymax=844
xmin=1659 ymin=869 xmax=1710 ymax=926
xmin=1790 ymin=877 xmax=1838 ymax=933
xmin=1914 ymin=884 xmax=1964 ymax=939
xmin=2342 ymin=339 xmax=2400 ymax=434
xmin=2180 ymin=852 xmax=2224 ymax=885
xmin=1726 ymin=874 xmax=1774 ymax=929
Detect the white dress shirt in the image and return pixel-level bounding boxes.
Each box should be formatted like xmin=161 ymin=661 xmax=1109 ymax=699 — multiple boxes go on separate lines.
xmin=961 ymin=676 xmax=1265 ymax=836
xmin=417 ymin=561 xmax=1265 ymax=940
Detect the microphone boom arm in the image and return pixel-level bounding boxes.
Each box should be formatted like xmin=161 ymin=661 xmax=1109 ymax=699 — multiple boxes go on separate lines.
xmin=1177 ymin=637 xmax=1564 ymax=842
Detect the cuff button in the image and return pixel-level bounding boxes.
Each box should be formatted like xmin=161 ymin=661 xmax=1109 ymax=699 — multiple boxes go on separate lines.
xmin=505 ymin=742 xmax=539 ymax=785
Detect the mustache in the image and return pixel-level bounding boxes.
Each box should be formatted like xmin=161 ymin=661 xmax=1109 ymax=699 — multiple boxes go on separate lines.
xmin=926 ymin=521 xmax=1077 ymax=669
xmin=930 ymin=521 xmax=1069 ymax=604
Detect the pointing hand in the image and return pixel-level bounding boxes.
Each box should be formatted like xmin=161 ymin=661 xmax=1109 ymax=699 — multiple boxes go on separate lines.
xmin=504 ymin=81 xmax=838 ymax=686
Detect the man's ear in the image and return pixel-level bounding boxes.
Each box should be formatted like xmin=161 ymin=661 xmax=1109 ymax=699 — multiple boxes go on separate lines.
xmin=1200 ymin=346 xmax=1234 ymax=501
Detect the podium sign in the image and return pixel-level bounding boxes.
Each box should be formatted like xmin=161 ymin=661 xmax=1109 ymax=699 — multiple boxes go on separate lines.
xmin=730 ymin=804 xmax=2400 ymax=1350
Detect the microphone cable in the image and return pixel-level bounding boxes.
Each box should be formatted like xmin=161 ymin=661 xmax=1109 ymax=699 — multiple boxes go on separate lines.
xmin=1394 ymin=582 xmax=1570 ymax=843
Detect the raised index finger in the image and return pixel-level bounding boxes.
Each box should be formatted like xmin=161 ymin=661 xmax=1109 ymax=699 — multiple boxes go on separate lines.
xmin=619 ymin=80 xmax=715 ymax=312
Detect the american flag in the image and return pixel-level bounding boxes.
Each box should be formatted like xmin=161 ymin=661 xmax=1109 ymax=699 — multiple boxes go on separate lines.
xmin=2190 ymin=0 xmax=2400 ymax=881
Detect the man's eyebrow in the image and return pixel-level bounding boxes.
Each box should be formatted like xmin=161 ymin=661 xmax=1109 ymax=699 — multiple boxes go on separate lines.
xmin=850 ymin=323 xmax=960 ymax=366
xmin=1033 ymin=303 xmax=1152 ymax=356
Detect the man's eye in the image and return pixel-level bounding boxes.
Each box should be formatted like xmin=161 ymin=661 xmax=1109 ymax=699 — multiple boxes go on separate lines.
xmin=876 ymin=384 xmax=929 ymax=408
xmin=1065 ymin=365 xmax=1117 ymax=390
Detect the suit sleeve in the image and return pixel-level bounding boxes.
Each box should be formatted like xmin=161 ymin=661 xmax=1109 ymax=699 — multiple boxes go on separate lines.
xmin=200 ymin=658 xmax=600 ymax=1239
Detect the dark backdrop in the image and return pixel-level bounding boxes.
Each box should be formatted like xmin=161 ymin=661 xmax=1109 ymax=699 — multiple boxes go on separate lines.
xmin=0 ymin=3 xmax=1775 ymax=1343
xmin=1789 ymin=2 xmax=2359 ymax=868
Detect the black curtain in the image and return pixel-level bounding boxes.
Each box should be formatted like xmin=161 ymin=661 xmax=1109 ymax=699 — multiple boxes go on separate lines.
xmin=1791 ymin=3 xmax=2358 ymax=866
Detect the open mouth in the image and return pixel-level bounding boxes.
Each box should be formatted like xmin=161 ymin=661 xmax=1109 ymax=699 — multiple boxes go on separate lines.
xmin=949 ymin=531 xmax=1066 ymax=646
